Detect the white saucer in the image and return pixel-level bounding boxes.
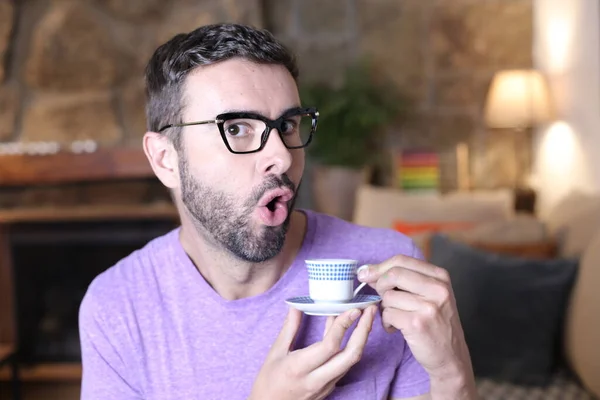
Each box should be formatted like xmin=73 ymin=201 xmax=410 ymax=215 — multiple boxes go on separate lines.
xmin=285 ymin=294 xmax=381 ymax=316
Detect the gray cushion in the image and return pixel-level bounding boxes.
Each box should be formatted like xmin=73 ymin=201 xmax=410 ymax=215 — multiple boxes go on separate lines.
xmin=429 ymin=233 xmax=579 ymax=385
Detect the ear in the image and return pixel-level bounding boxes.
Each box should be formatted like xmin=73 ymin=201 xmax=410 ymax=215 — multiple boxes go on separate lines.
xmin=143 ymin=131 xmax=180 ymax=189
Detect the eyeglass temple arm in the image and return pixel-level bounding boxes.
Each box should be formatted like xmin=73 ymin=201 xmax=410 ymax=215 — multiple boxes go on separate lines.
xmin=159 ymin=119 xmax=220 ymax=132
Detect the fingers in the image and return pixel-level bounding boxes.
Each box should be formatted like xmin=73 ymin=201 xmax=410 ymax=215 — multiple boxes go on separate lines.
xmin=381 ymin=305 xmax=438 ymax=336
xmin=381 ymin=307 xmax=413 ymax=332
xmin=270 ymin=307 xmax=303 ymax=357
xmin=381 ymin=300 xmax=443 ymax=336
xmin=381 ymin=289 xmax=422 ymax=311
xmin=380 ymin=290 xmax=423 ymax=333
xmin=358 ymin=254 xmax=450 ymax=284
xmin=309 ymin=305 xmax=377 ymax=383
xmin=375 ymin=267 xmax=445 ymax=299
xmin=378 ymin=277 xmax=451 ymax=333
xmin=341 ymin=306 xmax=376 ymax=355
xmin=323 ymin=316 xmax=335 ymax=338
xmin=293 ymin=308 xmax=362 ymax=372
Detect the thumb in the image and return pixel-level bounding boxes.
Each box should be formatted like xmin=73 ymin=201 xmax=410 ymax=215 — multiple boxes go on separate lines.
xmin=357 ymin=264 xmax=378 ymax=289
xmin=270 ymin=307 xmax=303 ymax=357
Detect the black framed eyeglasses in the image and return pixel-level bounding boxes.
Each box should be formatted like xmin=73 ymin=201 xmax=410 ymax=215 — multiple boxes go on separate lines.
xmin=158 ymin=107 xmax=319 ymax=154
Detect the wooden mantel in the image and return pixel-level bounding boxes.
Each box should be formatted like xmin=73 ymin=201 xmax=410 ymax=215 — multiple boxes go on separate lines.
xmin=0 ymin=146 xmax=155 ymax=186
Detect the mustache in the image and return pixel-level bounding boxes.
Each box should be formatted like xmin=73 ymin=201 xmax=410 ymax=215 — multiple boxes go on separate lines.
xmin=248 ymin=174 xmax=296 ymax=207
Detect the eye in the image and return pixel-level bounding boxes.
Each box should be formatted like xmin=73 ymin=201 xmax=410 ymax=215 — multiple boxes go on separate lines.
xmin=280 ymin=119 xmax=298 ymax=135
xmin=225 ymin=123 xmax=251 ymax=138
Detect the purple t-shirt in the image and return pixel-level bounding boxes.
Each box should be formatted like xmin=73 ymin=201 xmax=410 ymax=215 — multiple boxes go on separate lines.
xmin=79 ymin=210 xmax=430 ymax=399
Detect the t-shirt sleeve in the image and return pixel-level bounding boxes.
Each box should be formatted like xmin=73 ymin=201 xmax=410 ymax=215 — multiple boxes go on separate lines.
xmin=388 ymin=240 xmax=431 ymax=398
xmin=410 ymin=240 xmax=427 ymax=262
xmin=79 ymin=286 xmax=142 ymax=400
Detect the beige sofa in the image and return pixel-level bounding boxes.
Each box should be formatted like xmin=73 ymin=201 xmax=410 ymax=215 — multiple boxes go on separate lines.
xmin=549 ymin=192 xmax=600 ymax=397
xmin=353 ymin=185 xmax=600 ymax=398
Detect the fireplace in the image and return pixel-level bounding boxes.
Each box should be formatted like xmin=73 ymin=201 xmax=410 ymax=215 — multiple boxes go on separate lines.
xmin=0 ymin=146 xmax=181 ymax=381
xmin=0 ymin=0 xmax=260 ymax=384
xmin=11 ymin=218 xmax=178 ymax=365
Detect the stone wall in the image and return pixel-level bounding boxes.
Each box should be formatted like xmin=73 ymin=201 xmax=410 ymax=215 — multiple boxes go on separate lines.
xmin=267 ymin=0 xmax=533 ymax=190
xmin=0 ymin=0 xmax=263 ymax=208
xmin=0 ymin=0 xmax=262 ymax=149
xmin=0 ymin=0 xmax=532 ymax=195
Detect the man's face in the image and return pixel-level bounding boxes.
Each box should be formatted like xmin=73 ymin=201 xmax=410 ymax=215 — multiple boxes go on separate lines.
xmin=177 ymin=58 xmax=305 ymax=263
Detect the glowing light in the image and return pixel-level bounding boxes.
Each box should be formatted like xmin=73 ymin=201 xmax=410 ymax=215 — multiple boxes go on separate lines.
xmin=539 ymin=121 xmax=575 ymax=172
xmin=546 ymin=17 xmax=572 ymax=73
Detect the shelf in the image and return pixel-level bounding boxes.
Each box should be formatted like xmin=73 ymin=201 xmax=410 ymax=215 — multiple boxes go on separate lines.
xmin=0 ymin=362 xmax=82 ymax=382
xmin=0 ymin=202 xmax=179 ymax=224
xmin=0 ymin=147 xmax=154 ymax=186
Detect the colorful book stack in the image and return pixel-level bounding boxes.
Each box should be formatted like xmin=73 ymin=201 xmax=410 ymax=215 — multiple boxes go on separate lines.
xmin=397 ymin=149 xmax=440 ymax=194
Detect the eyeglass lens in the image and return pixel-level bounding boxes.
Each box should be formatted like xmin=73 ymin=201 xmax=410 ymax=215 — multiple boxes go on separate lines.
xmin=221 ymin=114 xmax=314 ymax=152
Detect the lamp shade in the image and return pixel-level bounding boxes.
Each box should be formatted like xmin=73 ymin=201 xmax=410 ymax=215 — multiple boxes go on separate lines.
xmin=484 ymin=69 xmax=555 ymax=128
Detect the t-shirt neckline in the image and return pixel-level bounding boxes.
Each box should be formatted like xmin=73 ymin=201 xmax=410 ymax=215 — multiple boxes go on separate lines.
xmin=171 ymin=209 xmax=317 ymax=310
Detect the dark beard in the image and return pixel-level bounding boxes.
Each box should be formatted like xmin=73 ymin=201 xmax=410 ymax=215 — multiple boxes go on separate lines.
xmin=179 ymin=155 xmax=297 ymax=263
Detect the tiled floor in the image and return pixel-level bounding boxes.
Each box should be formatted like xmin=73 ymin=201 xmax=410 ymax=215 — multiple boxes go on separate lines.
xmin=0 ymin=383 xmax=80 ymax=400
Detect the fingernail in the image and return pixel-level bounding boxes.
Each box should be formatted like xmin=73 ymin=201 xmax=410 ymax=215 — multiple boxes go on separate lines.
xmin=357 ymin=265 xmax=369 ymax=280
xmin=350 ymin=309 xmax=361 ymax=321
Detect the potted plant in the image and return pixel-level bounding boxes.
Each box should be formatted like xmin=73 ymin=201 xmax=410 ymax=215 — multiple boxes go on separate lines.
xmin=300 ymin=61 xmax=410 ymax=220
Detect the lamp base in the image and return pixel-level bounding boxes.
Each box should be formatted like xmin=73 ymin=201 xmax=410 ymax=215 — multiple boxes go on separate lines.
xmin=513 ymin=187 xmax=536 ymax=215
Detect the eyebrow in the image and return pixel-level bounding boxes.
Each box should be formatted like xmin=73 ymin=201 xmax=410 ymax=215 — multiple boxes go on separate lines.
xmin=219 ymin=106 xmax=303 ymax=118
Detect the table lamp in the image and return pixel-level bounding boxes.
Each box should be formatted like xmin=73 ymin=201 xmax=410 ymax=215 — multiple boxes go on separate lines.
xmin=483 ymin=69 xmax=555 ymax=213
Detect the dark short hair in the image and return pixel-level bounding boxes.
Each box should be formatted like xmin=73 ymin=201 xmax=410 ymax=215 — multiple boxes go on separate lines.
xmin=144 ymin=23 xmax=299 ymax=149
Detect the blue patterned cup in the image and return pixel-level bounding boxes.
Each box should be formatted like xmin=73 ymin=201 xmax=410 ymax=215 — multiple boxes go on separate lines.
xmin=305 ymin=259 xmax=366 ymax=303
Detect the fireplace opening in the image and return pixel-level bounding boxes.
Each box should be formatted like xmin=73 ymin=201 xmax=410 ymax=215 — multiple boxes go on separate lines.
xmin=10 ymin=218 xmax=178 ymax=364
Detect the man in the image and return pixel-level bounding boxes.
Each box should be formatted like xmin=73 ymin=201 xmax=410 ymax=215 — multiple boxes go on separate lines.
xmin=79 ymin=23 xmax=476 ymax=399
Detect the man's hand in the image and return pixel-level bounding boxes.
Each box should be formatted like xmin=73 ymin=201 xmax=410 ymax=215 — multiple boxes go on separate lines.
xmin=249 ymin=305 xmax=377 ymax=400
xmin=358 ymin=255 xmax=477 ymax=399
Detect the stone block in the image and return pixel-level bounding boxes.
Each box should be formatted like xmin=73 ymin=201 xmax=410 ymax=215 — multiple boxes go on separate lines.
xmin=25 ymin=2 xmax=120 ymax=90
xmin=94 ymin=0 xmax=165 ymax=22
xmin=434 ymin=72 xmax=493 ymax=109
xmin=295 ymin=41 xmax=355 ymax=85
xmin=22 ymin=92 xmax=122 ymax=145
xmin=263 ymin=0 xmax=295 ymax=36
xmin=120 ymin=79 xmax=148 ymax=144
xmin=0 ymin=84 xmax=19 ymax=141
xmin=395 ymin=111 xmax=475 ymax=150
xmin=107 ymin=20 xmax=159 ymax=80
xmin=221 ymin=0 xmax=263 ymax=28
xmin=155 ymin=0 xmax=263 ymax=48
xmin=0 ymin=1 xmax=14 ymax=83
xmin=155 ymin=2 xmax=223 ymax=47
xmin=357 ymin=0 xmax=432 ymax=105
xmin=431 ymin=0 xmax=533 ymax=71
xmin=299 ymin=0 xmax=350 ymax=36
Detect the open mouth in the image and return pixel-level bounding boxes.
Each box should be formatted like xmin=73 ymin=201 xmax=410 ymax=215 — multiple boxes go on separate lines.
xmin=256 ymin=187 xmax=294 ymax=226
xmin=259 ymin=188 xmax=293 ymax=210
xmin=266 ymin=197 xmax=279 ymax=212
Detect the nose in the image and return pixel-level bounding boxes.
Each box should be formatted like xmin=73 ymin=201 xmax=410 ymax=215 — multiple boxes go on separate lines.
xmin=256 ymin=128 xmax=293 ymax=176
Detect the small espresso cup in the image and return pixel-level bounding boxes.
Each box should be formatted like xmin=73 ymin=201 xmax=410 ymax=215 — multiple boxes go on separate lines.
xmin=305 ymin=259 xmax=367 ymax=303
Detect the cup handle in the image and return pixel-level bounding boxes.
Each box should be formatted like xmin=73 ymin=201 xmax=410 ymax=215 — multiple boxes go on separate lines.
xmin=353 ymin=282 xmax=368 ymax=297
xmin=354 ymin=265 xmax=370 ymax=297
